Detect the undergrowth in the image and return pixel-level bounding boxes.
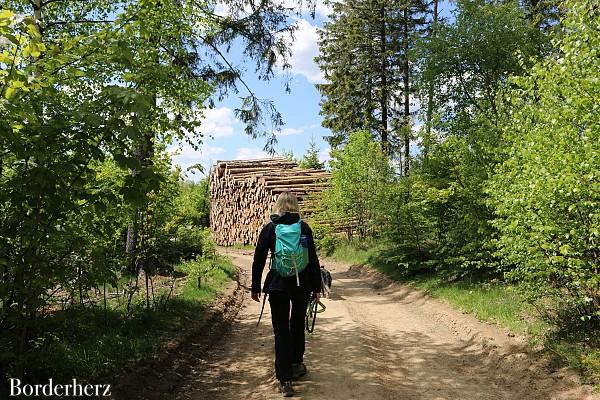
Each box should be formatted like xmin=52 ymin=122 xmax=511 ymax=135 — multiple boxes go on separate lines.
xmin=1 ymin=256 xmax=236 ymax=393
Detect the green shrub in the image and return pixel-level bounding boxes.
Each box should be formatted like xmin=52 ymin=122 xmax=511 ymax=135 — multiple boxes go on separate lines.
xmin=311 ymin=222 xmax=339 ymax=256
xmin=321 ymin=131 xmax=393 ymax=241
xmin=489 ymin=1 xmax=600 ymax=326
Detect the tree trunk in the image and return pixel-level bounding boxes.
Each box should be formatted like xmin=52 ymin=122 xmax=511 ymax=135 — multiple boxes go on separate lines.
xmin=424 ymin=0 xmax=438 ymax=162
xmin=403 ymin=6 xmax=411 ymax=175
xmin=125 ymin=130 xmax=154 ymax=273
xmin=379 ymin=5 xmax=389 ymax=153
xmin=125 ymin=211 xmax=138 ymax=275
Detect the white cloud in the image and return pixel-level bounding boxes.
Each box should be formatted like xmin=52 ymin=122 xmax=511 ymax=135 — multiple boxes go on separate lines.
xmin=213 ymin=1 xmax=254 ymax=16
xmin=215 ymin=0 xmax=331 ymax=18
xmin=169 ymin=143 xmax=225 ymax=178
xmin=213 ymin=3 xmax=230 ymax=16
xmin=318 ymin=147 xmax=331 ymax=164
xmin=199 ymin=107 xmax=236 ymax=138
xmin=276 ymin=0 xmax=332 ymax=16
xmin=412 ymin=122 xmax=424 ymax=135
xmin=277 ymin=123 xmax=322 ymax=137
xmin=281 ymin=19 xmax=324 ymax=84
xmin=213 ymin=3 xmax=327 ymax=83
xmin=315 ymin=0 xmax=333 ymax=17
xmin=279 ymin=127 xmax=304 ymax=136
xmin=410 ymin=94 xmax=421 ymax=115
xmin=236 ymin=147 xmax=269 ymax=160
xmin=214 ymin=0 xmax=333 ymax=17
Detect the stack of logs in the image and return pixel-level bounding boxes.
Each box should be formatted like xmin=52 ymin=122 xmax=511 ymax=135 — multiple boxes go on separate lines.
xmin=209 ymin=157 xmax=331 ymax=246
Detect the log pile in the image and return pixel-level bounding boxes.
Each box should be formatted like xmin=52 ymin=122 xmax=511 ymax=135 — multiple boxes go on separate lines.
xmin=209 ymin=158 xmax=331 ymax=246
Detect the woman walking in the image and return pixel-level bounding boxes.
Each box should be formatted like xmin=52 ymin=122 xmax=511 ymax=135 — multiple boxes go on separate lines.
xmin=251 ymin=191 xmax=322 ymax=397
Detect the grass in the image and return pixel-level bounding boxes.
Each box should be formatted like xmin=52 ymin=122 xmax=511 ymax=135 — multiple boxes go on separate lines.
xmin=324 ymin=241 xmax=600 ymax=387
xmin=226 ymin=243 xmax=255 ymax=251
xmin=8 ymin=256 xmax=236 ymax=386
xmin=406 ymin=274 xmax=548 ymax=337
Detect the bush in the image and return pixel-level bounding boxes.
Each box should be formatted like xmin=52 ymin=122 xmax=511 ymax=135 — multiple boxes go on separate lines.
xmin=146 ymin=176 xmax=211 ymax=271
xmin=320 ymin=131 xmax=393 ymax=241
xmin=311 ymin=222 xmax=339 ymax=256
xmin=383 ymin=174 xmax=436 ymax=267
xmin=489 ymin=2 xmax=600 ymax=326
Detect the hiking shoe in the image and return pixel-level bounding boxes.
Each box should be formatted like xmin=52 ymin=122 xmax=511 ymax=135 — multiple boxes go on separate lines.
xmin=278 ymin=381 xmax=294 ymax=397
xmin=291 ymin=363 xmax=307 ymax=380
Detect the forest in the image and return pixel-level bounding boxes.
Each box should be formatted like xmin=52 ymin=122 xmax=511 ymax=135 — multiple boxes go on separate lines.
xmin=1 ymin=0 xmax=599 ymax=394
xmin=313 ymin=0 xmax=600 ymax=384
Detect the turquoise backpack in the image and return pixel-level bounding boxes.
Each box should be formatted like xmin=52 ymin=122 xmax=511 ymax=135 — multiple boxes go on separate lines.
xmin=273 ymin=220 xmax=308 ymax=285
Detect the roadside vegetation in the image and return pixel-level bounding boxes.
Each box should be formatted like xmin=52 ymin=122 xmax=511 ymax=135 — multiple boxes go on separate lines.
xmin=23 ymin=252 xmax=235 ymax=384
xmin=0 ymin=166 xmax=236 ymax=394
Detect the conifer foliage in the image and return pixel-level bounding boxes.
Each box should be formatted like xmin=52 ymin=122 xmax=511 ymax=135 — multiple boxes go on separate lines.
xmin=316 ymin=0 xmax=429 ymax=172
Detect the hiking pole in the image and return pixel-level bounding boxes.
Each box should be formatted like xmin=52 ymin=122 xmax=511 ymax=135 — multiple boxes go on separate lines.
xmin=256 ymin=293 xmax=268 ymax=328
xmin=256 ymin=255 xmax=273 ymax=328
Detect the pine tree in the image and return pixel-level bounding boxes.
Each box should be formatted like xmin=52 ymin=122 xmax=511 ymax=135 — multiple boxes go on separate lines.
xmin=317 ymin=0 xmax=429 ymax=174
xmin=299 ymin=138 xmax=325 ymax=169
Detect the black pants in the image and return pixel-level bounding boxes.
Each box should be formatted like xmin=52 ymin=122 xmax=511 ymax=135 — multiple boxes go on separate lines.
xmin=268 ymin=288 xmax=311 ymax=381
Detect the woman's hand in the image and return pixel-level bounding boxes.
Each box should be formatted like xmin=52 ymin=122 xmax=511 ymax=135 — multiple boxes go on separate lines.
xmin=313 ymin=292 xmax=321 ymax=303
xmin=251 ymin=292 xmax=261 ymax=302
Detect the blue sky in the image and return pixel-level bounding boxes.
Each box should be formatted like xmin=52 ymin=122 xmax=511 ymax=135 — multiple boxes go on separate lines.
xmin=169 ymin=3 xmax=332 ymax=180
xmin=170 ymin=0 xmax=455 ymax=181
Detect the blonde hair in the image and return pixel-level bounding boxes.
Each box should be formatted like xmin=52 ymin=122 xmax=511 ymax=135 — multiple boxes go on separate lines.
xmin=272 ymin=191 xmax=300 ymax=215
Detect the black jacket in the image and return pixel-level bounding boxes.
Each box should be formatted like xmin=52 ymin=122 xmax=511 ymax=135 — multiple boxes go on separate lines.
xmin=251 ymin=212 xmax=321 ymax=294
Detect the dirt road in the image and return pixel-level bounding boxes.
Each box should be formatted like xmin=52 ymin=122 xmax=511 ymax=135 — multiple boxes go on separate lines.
xmin=174 ymin=249 xmax=599 ymax=400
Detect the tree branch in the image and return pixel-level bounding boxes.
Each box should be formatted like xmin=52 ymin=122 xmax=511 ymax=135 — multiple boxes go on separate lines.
xmin=45 ymin=19 xmax=115 ymax=28
xmin=198 ymin=33 xmax=256 ymax=97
